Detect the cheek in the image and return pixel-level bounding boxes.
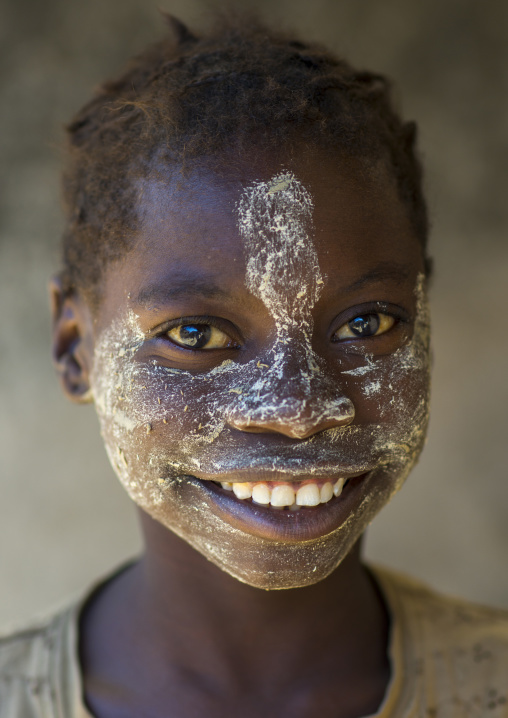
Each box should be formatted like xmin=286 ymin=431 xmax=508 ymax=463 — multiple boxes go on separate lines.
xmin=354 ymin=338 xmax=431 ymax=488
xmin=353 ymin=349 xmax=430 ymax=425
xmin=343 ymin=282 xmax=431 ymax=482
xmin=90 ymin=320 xmax=241 ymax=507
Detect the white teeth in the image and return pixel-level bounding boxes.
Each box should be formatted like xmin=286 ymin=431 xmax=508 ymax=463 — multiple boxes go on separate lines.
xmin=333 ymin=478 xmax=345 ymax=497
xmin=271 ymin=484 xmax=296 ymax=507
xmin=252 ymin=483 xmax=271 ymax=505
xmin=233 ymin=482 xmax=253 ymax=500
xmin=320 ymin=482 xmax=333 ymax=503
xmin=295 ymin=483 xmax=321 ymax=506
xmin=220 ymin=477 xmax=350 ymax=508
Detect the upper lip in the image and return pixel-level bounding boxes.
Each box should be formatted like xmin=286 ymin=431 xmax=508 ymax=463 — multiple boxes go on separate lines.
xmin=192 ymin=467 xmax=372 ymax=484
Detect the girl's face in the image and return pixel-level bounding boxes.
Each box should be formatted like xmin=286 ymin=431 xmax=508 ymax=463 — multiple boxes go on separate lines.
xmin=86 ymin=151 xmax=430 ymax=590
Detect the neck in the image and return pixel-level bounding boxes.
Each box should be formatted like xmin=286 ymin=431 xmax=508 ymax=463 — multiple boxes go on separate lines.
xmin=127 ymin=511 xmax=389 ymax=681
xmin=81 ymin=511 xmax=391 ymax=717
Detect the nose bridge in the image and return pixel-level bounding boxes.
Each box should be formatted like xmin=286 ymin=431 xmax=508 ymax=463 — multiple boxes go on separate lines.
xmin=225 ymin=338 xmax=355 ymax=439
xmin=266 ymin=334 xmax=319 ymax=395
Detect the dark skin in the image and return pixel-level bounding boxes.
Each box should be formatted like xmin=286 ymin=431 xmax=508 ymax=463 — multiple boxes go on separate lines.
xmin=77 ymin=528 xmax=389 ymax=718
xmin=51 ymin=147 xmax=428 ymax=717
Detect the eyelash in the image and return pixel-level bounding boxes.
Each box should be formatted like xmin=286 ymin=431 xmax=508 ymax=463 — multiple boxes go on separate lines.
xmin=331 ymin=312 xmax=397 ymax=342
xmin=154 ymin=316 xmax=240 ymax=351
xmin=153 ymin=306 xmax=405 ymax=352
xmin=330 ymin=305 xmax=407 ymax=343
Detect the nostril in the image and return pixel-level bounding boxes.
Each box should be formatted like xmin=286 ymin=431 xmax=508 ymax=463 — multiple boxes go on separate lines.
xmin=225 ymin=394 xmax=355 ymax=439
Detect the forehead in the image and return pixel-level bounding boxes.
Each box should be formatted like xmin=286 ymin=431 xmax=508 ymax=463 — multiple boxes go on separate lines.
xmin=99 ymin=152 xmax=423 ymax=319
xmin=147 ymin=154 xmax=416 ymax=246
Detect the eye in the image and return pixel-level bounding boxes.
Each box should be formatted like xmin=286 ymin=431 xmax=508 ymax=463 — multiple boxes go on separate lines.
xmin=333 ymin=313 xmax=395 ymax=341
xmin=166 ymin=323 xmax=236 ymax=350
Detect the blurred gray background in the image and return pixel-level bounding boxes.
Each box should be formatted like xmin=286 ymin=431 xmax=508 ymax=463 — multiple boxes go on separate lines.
xmin=1 ymin=0 xmax=507 ymax=627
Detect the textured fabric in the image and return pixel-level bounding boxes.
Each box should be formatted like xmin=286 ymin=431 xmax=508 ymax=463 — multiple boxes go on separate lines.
xmin=373 ymin=568 xmax=508 ymax=716
xmin=0 ymin=604 xmax=89 ymax=718
xmin=1 ymin=566 xmax=507 ymax=717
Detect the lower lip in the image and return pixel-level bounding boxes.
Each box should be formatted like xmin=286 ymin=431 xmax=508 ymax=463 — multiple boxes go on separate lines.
xmin=185 ymin=473 xmax=371 ymax=542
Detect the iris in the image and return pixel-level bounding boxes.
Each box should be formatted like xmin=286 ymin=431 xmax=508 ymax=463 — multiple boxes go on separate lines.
xmin=348 ymin=314 xmax=380 ymax=337
xmin=177 ymin=324 xmax=211 ymax=348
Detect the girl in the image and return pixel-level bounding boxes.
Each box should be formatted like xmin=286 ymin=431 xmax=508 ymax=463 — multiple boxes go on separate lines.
xmin=1 ymin=13 xmax=507 ymax=718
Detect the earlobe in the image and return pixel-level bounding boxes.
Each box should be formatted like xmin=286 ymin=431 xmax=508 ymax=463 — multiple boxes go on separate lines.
xmin=49 ymin=276 xmax=95 ymax=404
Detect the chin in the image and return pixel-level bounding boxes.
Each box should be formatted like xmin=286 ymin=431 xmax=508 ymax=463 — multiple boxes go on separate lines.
xmin=155 ymin=505 xmax=366 ymax=591
xmin=137 ymin=462 xmax=404 ymax=590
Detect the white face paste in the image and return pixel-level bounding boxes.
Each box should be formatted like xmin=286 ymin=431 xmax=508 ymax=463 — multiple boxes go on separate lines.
xmin=90 ymin=170 xmax=431 ymax=589
xmin=229 ymin=172 xmax=354 ymax=435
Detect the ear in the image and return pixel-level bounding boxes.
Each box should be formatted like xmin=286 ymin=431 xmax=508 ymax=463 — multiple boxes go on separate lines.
xmin=49 ymin=276 xmax=95 ymax=404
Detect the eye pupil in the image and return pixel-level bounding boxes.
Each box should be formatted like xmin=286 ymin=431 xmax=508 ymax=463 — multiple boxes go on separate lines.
xmin=178 ymin=324 xmax=211 ymax=348
xmin=348 ymin=314 xmax=380 ymax=337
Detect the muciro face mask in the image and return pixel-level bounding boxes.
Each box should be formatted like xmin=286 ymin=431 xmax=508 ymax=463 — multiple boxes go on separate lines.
xmin=90 ymin=169 xmax=431 ymax=589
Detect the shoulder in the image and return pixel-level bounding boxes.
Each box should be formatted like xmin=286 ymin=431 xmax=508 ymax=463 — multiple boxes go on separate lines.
xmin=372 ymin=565 xmax=508 ymax=716
xmin=375 ymin=564 xmax=508 ymax=640
xmin=0 ymin=604 xmax=82 ymax=718
xmin=0 ymin=563 xmax=134 ymax=718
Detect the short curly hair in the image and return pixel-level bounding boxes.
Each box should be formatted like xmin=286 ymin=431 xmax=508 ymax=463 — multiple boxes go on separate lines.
xmin=60 ymin=13 xmax=429 ymax=306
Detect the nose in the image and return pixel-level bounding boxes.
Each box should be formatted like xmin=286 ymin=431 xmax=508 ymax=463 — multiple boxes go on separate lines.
xmin=226 ymin=396 xmax=354 ymax=439
xmin=224 ymin=351 xmax=355 ymax=440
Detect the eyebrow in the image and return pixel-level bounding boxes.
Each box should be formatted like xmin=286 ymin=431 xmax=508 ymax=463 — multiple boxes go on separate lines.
xmin=135 ymin=275 xmax=232 ymax=310
xmin=343 ymin=262 xmax=412 ymax=293
xmin=135 ymin=261 xmax=413 ymax=310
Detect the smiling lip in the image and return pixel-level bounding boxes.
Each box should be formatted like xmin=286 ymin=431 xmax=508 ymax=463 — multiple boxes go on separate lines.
xmin=182 ymin=470 xmax=373 ymax=542
xmin=193 ymin=465 xmax=374 ymax=484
